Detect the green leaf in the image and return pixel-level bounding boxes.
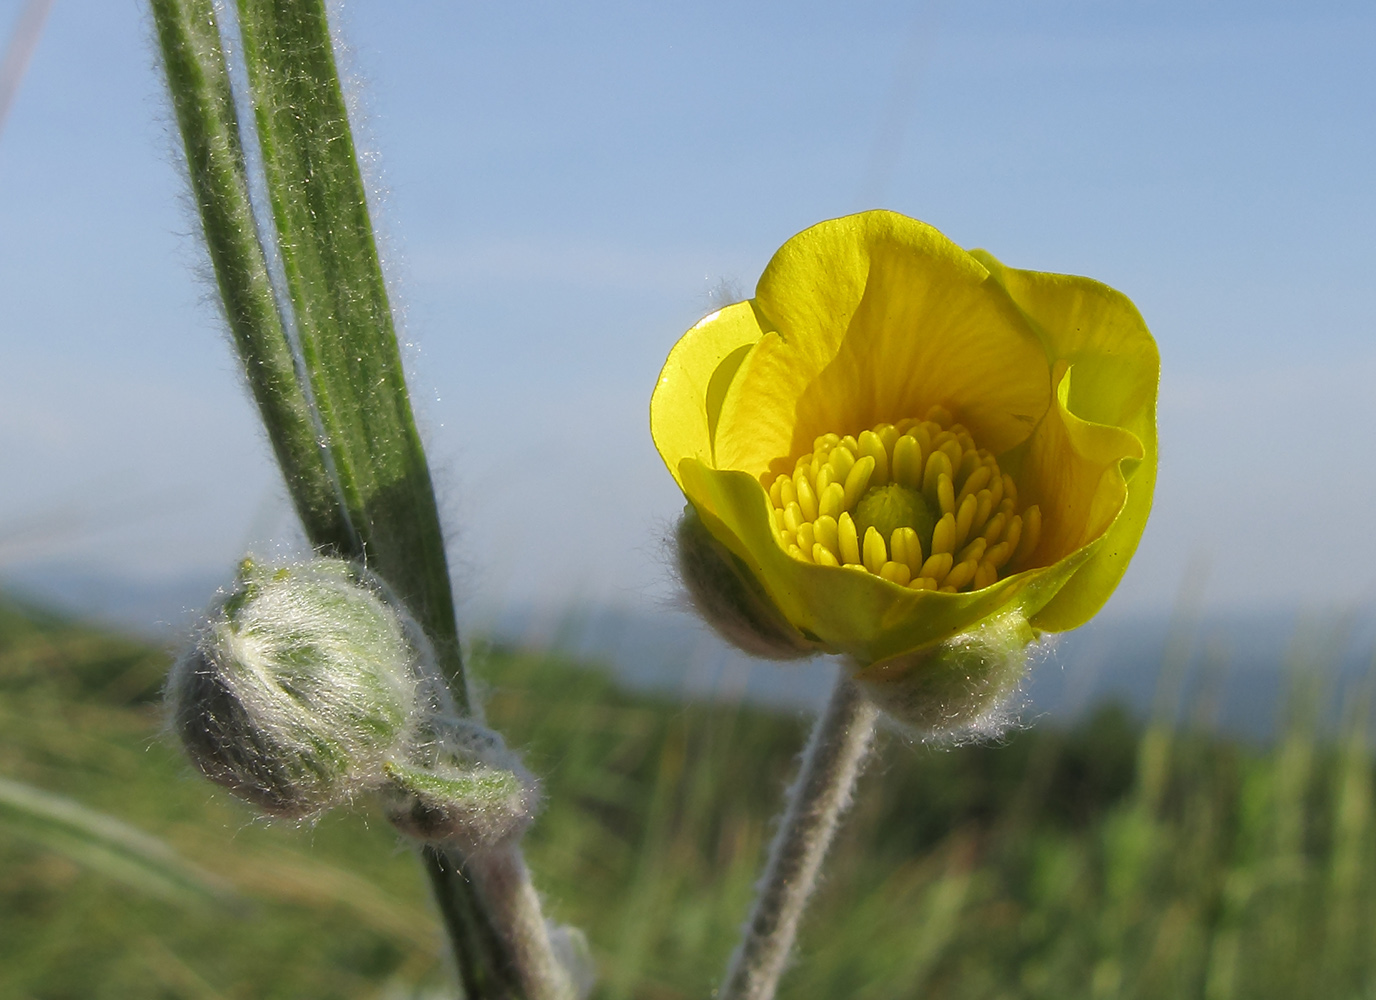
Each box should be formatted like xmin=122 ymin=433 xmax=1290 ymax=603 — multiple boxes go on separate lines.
xmin=387 ymin=761 xmax=525 ymax=806
xmin=232 ymin=0 xmax=466 ymax=705
xmin=149 ymin=0 xmax=353 ymax=552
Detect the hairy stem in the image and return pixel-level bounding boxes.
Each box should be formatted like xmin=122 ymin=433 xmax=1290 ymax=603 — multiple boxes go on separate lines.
xmin=467 ymin=846 xmax=580 ymax=1000
xmin=720 ymin=671 xmax=879 ymax=1000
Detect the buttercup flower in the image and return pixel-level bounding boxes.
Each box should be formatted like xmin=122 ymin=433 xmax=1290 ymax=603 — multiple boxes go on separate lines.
xmin=652 ymin=211 xmax=1156 ymax=729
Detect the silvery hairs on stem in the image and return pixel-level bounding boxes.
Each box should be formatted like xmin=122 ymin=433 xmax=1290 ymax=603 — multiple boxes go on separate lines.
xmin=167 ymin=556 xmax=538 ymax=852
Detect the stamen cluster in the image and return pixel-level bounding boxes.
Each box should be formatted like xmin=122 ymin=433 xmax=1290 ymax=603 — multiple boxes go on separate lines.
xmin=767 ymin=407 xmax=1042 ymax=592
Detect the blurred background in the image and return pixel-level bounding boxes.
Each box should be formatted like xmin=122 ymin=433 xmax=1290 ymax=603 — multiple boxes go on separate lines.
xmin=4 ymin=2 xmax=1376 ymax=997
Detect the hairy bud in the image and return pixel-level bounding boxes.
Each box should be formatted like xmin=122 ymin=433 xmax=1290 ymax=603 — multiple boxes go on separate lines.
xmin=167 ymin=557 xmax=427 ymax=818
xmin=675 ymin=506 xmax=821 ymax=660
xmin=855 ymin=613 xmax=1036 ymax=739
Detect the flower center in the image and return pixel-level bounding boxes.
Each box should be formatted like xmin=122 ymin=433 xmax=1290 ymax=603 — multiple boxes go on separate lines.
xmin=766 ymin=406 xmax=1042 ymax=592
xmin=853 ymin=483 xmax=937 ymax=546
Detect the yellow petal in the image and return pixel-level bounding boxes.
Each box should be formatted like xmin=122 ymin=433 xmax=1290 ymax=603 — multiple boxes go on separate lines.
xmin=649 ymin=301 xmax=765 ymax=492
xmin=974 ymin=253 xmax=1159 ymax=631
xmin=713 ymin=212 xmax=1052 ymax=479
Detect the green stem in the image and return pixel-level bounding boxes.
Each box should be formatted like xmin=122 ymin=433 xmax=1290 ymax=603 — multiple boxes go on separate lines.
xmin=422 ymin=846 xmax=526 ymax=999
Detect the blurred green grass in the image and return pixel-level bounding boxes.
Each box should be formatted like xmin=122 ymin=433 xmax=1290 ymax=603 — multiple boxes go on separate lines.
xmin=2 ymin=593 xmax=1373 ymax=999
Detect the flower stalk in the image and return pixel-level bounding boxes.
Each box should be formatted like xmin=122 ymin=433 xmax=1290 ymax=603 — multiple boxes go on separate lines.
xmin=720 ymin=670 xmax=878 ymax=1000
xmin=150 ymin=1 xmax=570 ymax=996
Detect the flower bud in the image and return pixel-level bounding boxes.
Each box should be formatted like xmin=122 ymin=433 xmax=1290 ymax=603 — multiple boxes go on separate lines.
xmin=675 ymin=506 xmax=822 ymax=660
xmin=854 ymin=612 xmax=1036 ymax=739
xmin=167 ymin=557 xmax=425 ymax=818
xmin=383 ymin=716 xmax=540 ymax=853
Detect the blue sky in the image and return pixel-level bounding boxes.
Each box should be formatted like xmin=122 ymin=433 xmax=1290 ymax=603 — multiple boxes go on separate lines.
xmin=1 ymin=0 xmax=1374 ymax=629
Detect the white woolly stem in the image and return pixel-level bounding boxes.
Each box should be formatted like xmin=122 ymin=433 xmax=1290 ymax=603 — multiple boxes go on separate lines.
xmin=720 ymin=669 xmax=879 ymax=1000
xmin=467 ymin=844 xmax=579 ymax=1000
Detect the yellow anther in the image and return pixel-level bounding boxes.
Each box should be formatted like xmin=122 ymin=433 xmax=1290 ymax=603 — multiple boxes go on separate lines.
xmin=988 ymin=469 xmax=1004 ymax=510
xmin=838 ymin=512 xmax=861 ymax=565
xmin=931 ymin=512 xmax=956 ymax=555
xmin=922 ymin=449 xmax=952 ymax=499
xmin=973 ymin=561 xmax=998 ymax=590
xmin=986 ymin=540 xmax=1013 ymax=569
xmin=1003 ymin=514 xmax=1023 ymax=555
xmin=892 ymin=434 xmax=923 ymax=489
xmin=1015 ymin=505 xmax=1041 ymax=566
xmin=937 ymin=473 xmax=955 ymax=516
xmin=795 ymin=471 xmax=818 ymax=521
xmin=784 ymin=502 xmax=804 ymax=534
xmin=945 ymin=558 xmax=978 ymax=590
xmin=890 ymin=526 xmax=922 ymax=575
xmin=863 ymin=526 xmax=887 ymax=574
xmin=814 ymin=515 xmax=840 ymax=559
xmin=769 ymin=413 xmax=1042 ymax=594
xmin=954 ymin=493 xmax=977 ymax=549
xmin=982 ymin=512 xmax=1006 ymax=544
xmin=780 ymin=477 xmax=797 ymax=508
xmin=939 ymin=439 xmax=964 ymax=474
xmin=958 ymin=536 xmax=987 ymax=565
xmin=858 ymin=430 xmax=889 ymax=486
xmin=974 ymin=489 xmax=992 ymax=528
xmin=879 ymin=560 xmax=911 ymax=586
xmin=819 ymin=481 xmax=845 ymax=520
xmin=830 ymin=445 xmax=856 ymax=484
xmin=957 ymin=449 xmax=980 ymax=484
xmin=958 ymin=465 xmax=991 ymax=504
xmin=843 ymin=455 xmax=876 ymax=511
xmin=816 ymin=463 xmax=835 ymax=495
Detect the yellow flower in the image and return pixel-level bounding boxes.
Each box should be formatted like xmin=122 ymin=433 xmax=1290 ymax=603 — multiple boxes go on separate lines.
xmin=651 ymin=211 xmax=1157 ymax=690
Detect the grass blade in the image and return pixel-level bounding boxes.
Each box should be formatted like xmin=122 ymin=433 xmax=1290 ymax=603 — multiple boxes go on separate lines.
xmin=0 ymin=775 xmax=234 ymax=909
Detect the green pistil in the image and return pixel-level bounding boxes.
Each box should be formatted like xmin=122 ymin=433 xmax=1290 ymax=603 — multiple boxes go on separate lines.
xmin=853 ymin=484 xmax=936 ymax=548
